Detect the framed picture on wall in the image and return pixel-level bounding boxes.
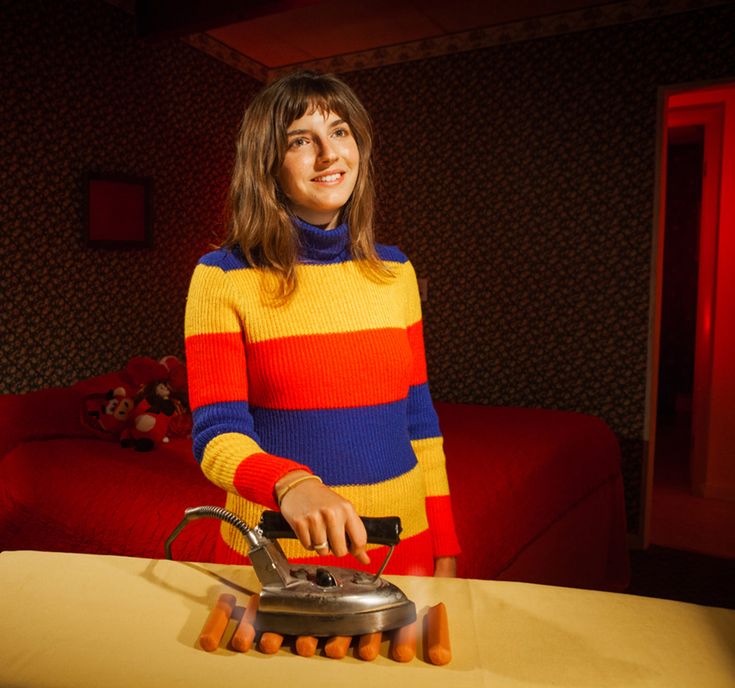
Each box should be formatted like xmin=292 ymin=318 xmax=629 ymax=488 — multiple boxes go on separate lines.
xmin=84 ymin=172 xmax=152 ymax=247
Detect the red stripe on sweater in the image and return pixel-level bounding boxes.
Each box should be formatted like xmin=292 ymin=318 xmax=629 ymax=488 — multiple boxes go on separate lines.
xmin=425 ymin=494 xmax=462 ymax=557
xmin=407 ymin=320 xmax=428 ymax=386
xmin=186 ymin=332 xmax=248 ymax=409
xmin=233 ymin=453 xmax=312 ymax=510
xmin=247 ymin=328 xmax=412 ymax=409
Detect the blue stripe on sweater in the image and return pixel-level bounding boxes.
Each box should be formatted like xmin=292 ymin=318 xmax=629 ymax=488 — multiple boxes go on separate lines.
xmin=192 ymin=399 xmax=417 ymax=485
xmin=406 ymin=383 xmax=442 ymax=440
xmin=197 ymin=243 xmax=408 ymax=272
xmin=198 ymin=248 xmax=250 ymax=271
xmin=192 ymin=401 xmax=261 ymax=463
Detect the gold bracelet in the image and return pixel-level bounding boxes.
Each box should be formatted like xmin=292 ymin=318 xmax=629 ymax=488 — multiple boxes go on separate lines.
xmin=276 ymin=474 xmax=323 ymax=507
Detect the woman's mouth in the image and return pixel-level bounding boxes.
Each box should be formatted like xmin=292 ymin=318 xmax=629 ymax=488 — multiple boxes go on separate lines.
xmin=312 ymin=172 xmax=344 ymax=184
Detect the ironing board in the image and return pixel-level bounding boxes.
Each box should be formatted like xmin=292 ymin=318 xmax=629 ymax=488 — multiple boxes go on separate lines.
xmin=0 ymin=550 xmax=732 ymax=687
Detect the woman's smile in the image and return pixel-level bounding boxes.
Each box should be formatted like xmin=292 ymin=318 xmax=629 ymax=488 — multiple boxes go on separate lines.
xmin=312 ymin=171 xmax=345 ymax=184
xmin=278 ymin=109 xmax=359 ymax=229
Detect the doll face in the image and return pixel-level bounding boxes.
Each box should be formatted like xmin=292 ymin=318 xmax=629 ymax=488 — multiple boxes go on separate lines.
xmin=277 ymin=109 xmax=359 ymax=229
xmin=155 ymin=382 xmax=170 ymax=399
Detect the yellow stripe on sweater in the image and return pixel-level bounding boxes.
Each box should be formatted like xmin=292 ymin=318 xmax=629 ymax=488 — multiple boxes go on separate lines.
xmin=200 ymin=432 xmax=262 ymax=492
xmin=411 ymin=436 xmax=451 ymax=497
xmin=197 ymin=261 xmax=421 ymax=342
xmin=185 ymin=263 xmax=243 ymax=337
xmin=219 ymin=463 xmax=429 ymax=559
xmin=402 ymin=259 xmax=423 ymax=329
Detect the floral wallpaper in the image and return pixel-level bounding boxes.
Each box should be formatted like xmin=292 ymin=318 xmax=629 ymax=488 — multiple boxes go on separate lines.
xmin=343 ymin=3 xmax=735 ymax=531
xmin=2 ymin=0 xmax=734 ymax=532
xmin=1 ymin=0 xmax=261 ymax=392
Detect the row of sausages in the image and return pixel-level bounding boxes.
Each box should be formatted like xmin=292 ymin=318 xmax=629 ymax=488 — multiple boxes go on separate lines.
xmin=199 ymin=592 xmax=451 ymax=665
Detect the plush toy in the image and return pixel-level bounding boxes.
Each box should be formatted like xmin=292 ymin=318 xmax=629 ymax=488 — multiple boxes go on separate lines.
xmin=79 ymin=355 xmax=192 ymax=448
xmin=121 ymin=356 xmax=170 ymax=389
xmin=120 ymin=380 xmax=177 ymax=452
xmin=80 ymin=385 xmax=137 ymax=440
xmin=158 ymin=355 xmax=192 ymax=439
xmin=160 ymin=355 xmax=187 ymax=393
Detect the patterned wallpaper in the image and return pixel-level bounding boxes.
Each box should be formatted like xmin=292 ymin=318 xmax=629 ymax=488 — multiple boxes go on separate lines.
xmin=342 ymin=3 xmax=735 ymax=531
xmin=2 ymin=0 xmax=735 ymax=532
xmin=0 ymin=0 xmax=261 ymax=393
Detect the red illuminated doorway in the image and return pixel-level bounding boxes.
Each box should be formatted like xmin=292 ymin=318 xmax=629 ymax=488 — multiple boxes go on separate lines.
xmin=644 ymin=80 xmax=735 ymax=554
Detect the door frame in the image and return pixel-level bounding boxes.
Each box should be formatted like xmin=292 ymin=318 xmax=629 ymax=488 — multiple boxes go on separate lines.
xmin=640 ymin=79 xmax=732 ymax=548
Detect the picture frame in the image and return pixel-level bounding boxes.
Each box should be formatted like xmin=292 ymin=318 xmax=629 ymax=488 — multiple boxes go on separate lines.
xmin=84 ymin=172 xmax=152 ymax=248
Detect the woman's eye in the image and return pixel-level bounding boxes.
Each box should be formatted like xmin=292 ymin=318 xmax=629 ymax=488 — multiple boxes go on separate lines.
xmin=289 ymin=137 xmax=309 ymax=148
xmin=333 ymin=127 xmax=348 ymax=137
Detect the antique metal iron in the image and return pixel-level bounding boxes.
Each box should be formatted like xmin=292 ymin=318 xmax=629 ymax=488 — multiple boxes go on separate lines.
xmin=165 ymin=506 xmax=416 ymax=637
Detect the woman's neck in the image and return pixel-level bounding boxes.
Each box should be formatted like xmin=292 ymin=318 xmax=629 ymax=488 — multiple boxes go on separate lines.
xmin=294 ymin=209 xmax=342 ymax=230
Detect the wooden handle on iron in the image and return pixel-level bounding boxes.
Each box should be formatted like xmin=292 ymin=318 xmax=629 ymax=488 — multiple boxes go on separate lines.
xmin=258 ymin=511 xmax=403 ymax=546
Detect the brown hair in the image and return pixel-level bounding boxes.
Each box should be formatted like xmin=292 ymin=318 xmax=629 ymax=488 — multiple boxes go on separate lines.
xmin=223 ymin=71 xmax=392 ymax=301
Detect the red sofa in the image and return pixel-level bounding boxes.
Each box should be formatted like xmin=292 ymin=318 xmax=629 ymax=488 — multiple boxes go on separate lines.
xmin=0 ymin=374 xmax=629 ymax=591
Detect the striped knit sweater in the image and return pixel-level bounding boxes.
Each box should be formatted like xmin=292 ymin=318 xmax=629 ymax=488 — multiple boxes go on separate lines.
xmin=184 ymin=218 xmax=460 ymax=576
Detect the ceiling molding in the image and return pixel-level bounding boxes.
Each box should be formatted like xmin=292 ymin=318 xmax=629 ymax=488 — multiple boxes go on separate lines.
xmin=184 ymin=32 xmax=270 ymax=82
xmin=105 ymin=0 xmax=731 ymax=83
xmin=268 ymin=0 xmax=730 ymax=81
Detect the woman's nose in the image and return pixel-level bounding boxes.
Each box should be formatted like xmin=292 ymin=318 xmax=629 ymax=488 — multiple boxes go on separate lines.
xmin=318 ymin=139 xmax=338 ymax=163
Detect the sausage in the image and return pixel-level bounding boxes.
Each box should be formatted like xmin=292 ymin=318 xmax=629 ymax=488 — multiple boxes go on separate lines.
xmin=258 ymin=631 xmax=284 ymax=654
xmin=199 ymin=592 xmax=236 ymax=652
xmin=231 ymin=594 xmax=259 ymax=652
xmin=295 ymin=635 xmax=319 ymax=657
xmin=390 ymin=621 xmax=416 ymax=662
xmin=324 ymin=635 xmax=352 ymax=659
xmin=357 ymin=632 xmax=382 ymax=661
xmin=426 ymin=602 xmax=452 ymax=665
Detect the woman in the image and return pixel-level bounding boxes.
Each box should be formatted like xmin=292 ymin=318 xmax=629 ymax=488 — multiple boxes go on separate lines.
xmin=185 ymin=71 xmax=459 ymax=577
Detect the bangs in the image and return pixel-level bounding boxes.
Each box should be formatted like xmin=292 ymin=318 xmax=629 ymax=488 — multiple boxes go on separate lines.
xmin=276 ymin=77 xmax=356 ymax=131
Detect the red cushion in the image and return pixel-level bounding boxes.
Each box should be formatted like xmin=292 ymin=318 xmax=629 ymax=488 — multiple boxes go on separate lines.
xmin=436 ymin=402 xmax=627 ymax=586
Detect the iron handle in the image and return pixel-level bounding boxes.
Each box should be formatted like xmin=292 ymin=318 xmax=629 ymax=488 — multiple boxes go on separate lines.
xmin=258 ymin=511 xmax=403 ymax=546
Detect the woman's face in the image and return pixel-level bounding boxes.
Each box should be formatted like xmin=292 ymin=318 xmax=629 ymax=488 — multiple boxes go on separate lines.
xmin=278 ymin=109 xmax=360 ymax=229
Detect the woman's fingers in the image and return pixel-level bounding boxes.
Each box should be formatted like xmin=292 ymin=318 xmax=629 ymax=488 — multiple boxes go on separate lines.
xmin=290 ymin=511 xmax=331 ymax=553
xmin=279 ymin=478 xmax=369 ymax=563
xmin=289 ymin=517 xmax=315 ymax=551
xmin=345 ymin=511 xmax=370 ymax=564
xmin=323 ymin=508 xmax=348 ymax=557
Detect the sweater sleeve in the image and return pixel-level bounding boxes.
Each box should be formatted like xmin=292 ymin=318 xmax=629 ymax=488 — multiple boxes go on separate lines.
xmin=184 ymin=260 xmax=312 ymax=510
xmin=403 ymin=261 xmax=461 ymax=558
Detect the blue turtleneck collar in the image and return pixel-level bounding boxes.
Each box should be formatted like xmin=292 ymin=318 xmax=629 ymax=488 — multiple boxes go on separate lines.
xmin=293 ymin=216 xmax=351 ymax=264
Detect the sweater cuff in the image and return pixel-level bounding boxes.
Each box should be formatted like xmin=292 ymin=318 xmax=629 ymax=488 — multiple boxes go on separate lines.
xmin=426 ymin=495 xmax=462 ymax=558
xmin=233 ymin=453 xmax=313 ymax=511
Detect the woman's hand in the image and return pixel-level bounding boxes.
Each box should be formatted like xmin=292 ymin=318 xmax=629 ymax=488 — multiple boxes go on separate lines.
xmin=434 ymin=556 xmax=457 ymax=578
xmin=275 ymin=471 xmax=370 ymax=565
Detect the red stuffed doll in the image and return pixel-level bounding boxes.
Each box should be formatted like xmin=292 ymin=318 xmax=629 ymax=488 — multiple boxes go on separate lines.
xmin=80 ymin=355 xmax=192 ymax=447
xmin=81 ymin=385 xmax=137 ymax=440
xmin=120 ymin=380 xmax=177 ymax=452
xmin=158 ymin=355 xmax=192 ymax=438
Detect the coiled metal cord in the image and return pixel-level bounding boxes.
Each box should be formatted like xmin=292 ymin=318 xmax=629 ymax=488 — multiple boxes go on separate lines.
xmin=164 ymin=506 xmax=255 ymax=560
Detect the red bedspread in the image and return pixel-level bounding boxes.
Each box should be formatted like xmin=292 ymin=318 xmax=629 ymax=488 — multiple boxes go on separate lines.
xmin=436 ymin=403 xmax=629 ymax=589
xmin=0 ymin=437 xmax=222 ymax=561
xmin=0 ymin=387 xmax=629 ymax=590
